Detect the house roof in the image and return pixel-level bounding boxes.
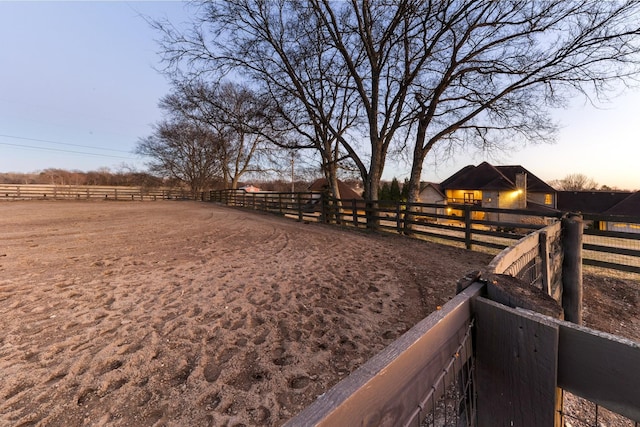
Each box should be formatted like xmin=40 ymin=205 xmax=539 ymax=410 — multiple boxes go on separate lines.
xmin=441 ymin=162 xmax=555 ymax=193
xmin=419 ymin=181 xmax=445 ymax=195
xmin=557 ymin=191 xmax=633 ymax=214
xmin=308 ymin=178 xmax=363 ymax=199
xmin=494 ymin=165 xmax=556 ymax=193
xmin=603 ymin=191 xmax=640 ymax=216
xmin=440 ymin=165 xmax=475 ymax=188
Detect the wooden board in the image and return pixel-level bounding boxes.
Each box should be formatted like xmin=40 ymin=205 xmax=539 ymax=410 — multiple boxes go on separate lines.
xmin=475 ymin=297 xmax=560 ymax=427
xmin=556 ymin=319 xmax=640 ymax=421
xmin=485 ymin=274 xmax=563 ymax=319
xmin=508 ymin=308 xmax=640 ymax=422
xmin=487 ymin=231 xmax=539 ymax=274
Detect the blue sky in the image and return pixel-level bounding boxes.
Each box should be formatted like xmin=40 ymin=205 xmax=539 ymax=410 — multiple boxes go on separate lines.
xmin=1 ymin=1 xmax=639 ymax=190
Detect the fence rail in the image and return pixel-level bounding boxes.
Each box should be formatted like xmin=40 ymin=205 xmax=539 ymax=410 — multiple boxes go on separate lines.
xmin=208 ymin=190 xmax=640 ymax=276
xmin=582 ymin=213 xmax=640 ymax=274
xmin=0 ymin=184 xmax=187 ymax=201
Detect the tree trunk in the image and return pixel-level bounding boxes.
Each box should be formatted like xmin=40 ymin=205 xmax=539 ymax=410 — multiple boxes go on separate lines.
xmin=404 ymin=123 xmax=428 ymax=233
xmin=325 ymin=164 xmax=342 ymax=224
xmin=404 ymin=161 xmax=424 ymax=234
xmin=364 ymin=163 xmax=382 ymax=230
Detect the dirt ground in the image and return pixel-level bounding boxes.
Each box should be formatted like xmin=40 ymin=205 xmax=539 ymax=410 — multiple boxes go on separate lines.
xmin=0 ymin=201 xmax=637 ymax=426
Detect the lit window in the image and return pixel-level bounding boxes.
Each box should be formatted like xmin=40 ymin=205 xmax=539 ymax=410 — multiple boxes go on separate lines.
xmin=464 ymin=192 xmax=475 ymax=204
xmin=544 ymin=194 xmax=552 ymax=205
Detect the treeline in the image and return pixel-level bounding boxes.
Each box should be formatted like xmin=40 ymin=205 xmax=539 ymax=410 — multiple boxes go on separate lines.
xmin=0 ymin=168 xmax=166 ymax=187
xmin=0 ymin=168 xmax=366 ymax=194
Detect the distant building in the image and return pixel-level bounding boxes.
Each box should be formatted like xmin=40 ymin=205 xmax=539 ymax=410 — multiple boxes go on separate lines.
xmin=239 ymin=185 xmax=261 ymax=193
xmin=426 ymin=162 xmax=557 ymax=223
xmin=308 ymin=178 xmax=363 ymax=200
xmin=558 ymin=190 xmax=640 ymax=233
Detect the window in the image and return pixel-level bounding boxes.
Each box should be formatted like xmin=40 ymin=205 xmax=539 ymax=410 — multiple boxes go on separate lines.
xmin=464 ymin=192 xmax=475 ymax=204
xmin=544 ymin=194 xmax=552 ymax=205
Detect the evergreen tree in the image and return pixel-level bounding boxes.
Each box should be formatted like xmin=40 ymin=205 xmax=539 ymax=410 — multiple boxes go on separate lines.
xmin=379 ymin=182 xmax=391 ymax=201
xmin=401 ymin=178 xmax=410 ymax=201
xmin=389 ymin=177 xmax=401 ymax=202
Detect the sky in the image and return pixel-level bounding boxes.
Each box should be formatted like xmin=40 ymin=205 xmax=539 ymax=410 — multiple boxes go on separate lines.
xmin=1 ymin=1 xmax=639 ymax=191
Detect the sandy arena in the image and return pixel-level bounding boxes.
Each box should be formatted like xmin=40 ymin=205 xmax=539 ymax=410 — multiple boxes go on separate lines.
xmin=0 ymin=201 xmax=637 ymax=426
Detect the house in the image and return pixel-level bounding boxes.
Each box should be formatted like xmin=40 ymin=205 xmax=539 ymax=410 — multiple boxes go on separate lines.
xmin=556 ymin=190 xmax=632 ymax=214
xmin=308 ymin=178 xmax=363 ymax=200
xmin=558 ymin=190 xmax=640 ymax=233
xmin=305 ymin=178 xmax=364 ymax=212
xmin=429 ymin=162 xmax=558 ymax=223
xmin=239 ymin=185 xmax=261 ymax=193
xmin=417 ymin=182 xmax=447 ymax=218
xmin=604 ymin=192 xmax=640 ymax=233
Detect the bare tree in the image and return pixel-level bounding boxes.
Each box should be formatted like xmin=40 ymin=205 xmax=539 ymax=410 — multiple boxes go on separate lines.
xmin=404 ymin=1 xmax=640 ymax=215
xmin=153 ymin=0 xmax=640 ymax=222
xmin=136 ymin=120 xmax=222 ymax=197
xmin=161 ymin=80 xmax=280 ymax=189
xmin=550 ymin=174 xmax=599 ymax=191
xmin=153 ymin=1 xmax=362 ymax=202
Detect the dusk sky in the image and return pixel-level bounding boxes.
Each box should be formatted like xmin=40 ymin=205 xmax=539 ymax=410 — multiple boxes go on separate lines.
xmin=1 ymin=1 xmax=639 ymax=190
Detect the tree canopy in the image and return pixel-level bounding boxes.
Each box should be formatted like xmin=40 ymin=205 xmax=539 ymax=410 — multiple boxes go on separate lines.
xmin=154 ymin=0 xmax=640 ymax=221
xmin=550 ymin=174 xmax=600 ymax=191
xmin=138 ymin=80 xmax=280 ymax=192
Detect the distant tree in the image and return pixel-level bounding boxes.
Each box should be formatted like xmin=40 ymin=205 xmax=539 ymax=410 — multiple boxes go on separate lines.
xmin=550 ymin=174 xmax=599 ymax=191
xmin=378 ymin=182 xmax=391 ymax=201
xmin=599 ymin=184 xmax=621 ymax=191
xmin=160 ymin=81 xmax=278 ymax=189
xmin=389 ymin=178 xmax=402 ymax=202
xmin=136 ymin=120 xmax=222 ymax=197
xmin=155 ymin=0 xmax=640 ymax=225
xmin=401 ymin=178 xmax=410 ymax=202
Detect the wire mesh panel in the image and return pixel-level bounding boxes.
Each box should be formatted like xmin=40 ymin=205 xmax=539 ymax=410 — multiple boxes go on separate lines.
xmin=487 ymin=220 xmax=564 ymax=301
xmin=560 ymin=391 xmax=639 ymax=427
xmin=502 ymin=245 xmax=542 ymax=288
xmin=409 ymin=320 xmax=477 ymax=427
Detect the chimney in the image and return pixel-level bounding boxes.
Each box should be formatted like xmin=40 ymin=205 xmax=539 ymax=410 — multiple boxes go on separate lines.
xmin=515 ymin=172 xmax=527 ymax=209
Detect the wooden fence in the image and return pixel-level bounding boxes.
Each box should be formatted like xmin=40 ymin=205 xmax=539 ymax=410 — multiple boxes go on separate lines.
xmin=208 ymin=190 xmax=640 ymax=275
xmin=207 ymin=190 xmax=561 ymax=249
xmin=0 ymin=184 xmax=187 ymax=201
xmin=207 ymin=190 xmax=321 ymax=222
xmin=582 ymin=212 xmax=640 ymax=274
xmin=285 ymin=218 xmax=640 ymax=426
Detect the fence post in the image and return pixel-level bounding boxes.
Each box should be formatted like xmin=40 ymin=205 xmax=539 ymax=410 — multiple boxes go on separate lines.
xmin=297 ymin=193 xmax=303 ymax=222
xmin=352 ymin=199 xmax=358 ymax=228
xmin=464 ymin=205 xmax=472 ymax=250
xmin=396 ymin=203 xmax=402 ymax=233
xmin=318 ymin=193 xmax=325 ymax=223
xmin=539 ymin=230 xmax=552 ymax=295
xmin=561 ymin=213 xmax=583 ymax=325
